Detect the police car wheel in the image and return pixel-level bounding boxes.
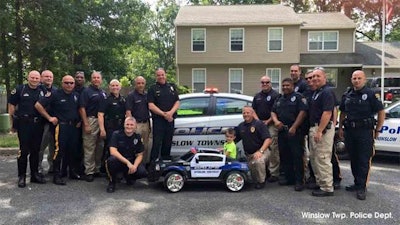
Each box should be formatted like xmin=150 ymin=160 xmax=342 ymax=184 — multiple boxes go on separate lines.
xmin=164 ymin=171 xmax=184 ymax=193
xmin=225 ymin=171 xmax=245 ymax=192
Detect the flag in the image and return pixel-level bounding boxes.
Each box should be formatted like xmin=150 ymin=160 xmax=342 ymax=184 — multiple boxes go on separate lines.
xmin=386 ymin=0 xmax=394 ymax=24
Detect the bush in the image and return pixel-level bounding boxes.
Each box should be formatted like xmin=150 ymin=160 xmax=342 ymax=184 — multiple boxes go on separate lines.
xmin=0 ymin=133 xmax=19 ymax=148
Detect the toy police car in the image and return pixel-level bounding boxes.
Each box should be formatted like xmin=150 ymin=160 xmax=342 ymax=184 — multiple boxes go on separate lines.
xmin=151 ymin=148 xmax=250 ymax=193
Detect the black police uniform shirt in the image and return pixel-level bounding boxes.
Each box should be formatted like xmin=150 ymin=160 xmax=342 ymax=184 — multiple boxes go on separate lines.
xmin=79 ymin=84 xmax=106 ymax=117
xmin=98 ymin=93 xmax=126 ymax=121
xmin=339 ymin=86 xmax=384 ymax=121
xmin=272 ymin=91 xmax=308 ymax=126
xmin=147 ymin=82 xmax=179 ymax=119
xmin=38 ymin=89 xmax=80 ymax=123
xmin=252 ymin=89 xmax=279 ymax=120
xmin=74 ymin=86 xmax=85 ymax=95
xmin=235 ymin=119 xmax=271 ymax=154
xmin=294 ymin=78 xmax=308 ymax=94
xmin=8 ymin=84 xmax=45 ymax=117
xmin=309 ymin=84 xmax=335 ymax=125
xmin=109 ymin=130 xmax=144 ymax=159
xmin=126 ymin=90 xmax=150 ymax=122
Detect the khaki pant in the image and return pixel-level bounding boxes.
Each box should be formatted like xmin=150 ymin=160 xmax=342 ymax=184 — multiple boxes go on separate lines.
xmin=247 ymin=151 xmax=270 ymax=183
xmin=309 ymin=125 xmax=334 ymax=192
xmin=83 ymin=117 xmax=104 ymax=175
xmin=136 ymin=121 xmax=151 ymax=164
xmin=268 ymin=125 xmax=279 ymax=177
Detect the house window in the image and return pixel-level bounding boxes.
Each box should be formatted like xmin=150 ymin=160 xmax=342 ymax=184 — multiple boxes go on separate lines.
xmin=308 ymin=31 xmax=338 ymax=51
xmin=192 ymin=28 xmax=206 ymax=52
xmin=268 ymin=28 xmax=283 ymax=52
xmin=266 ymin=68 xmax=281 ymax=91
xmin=230 ymin=28 xmax=244 ymax=52
xmin=229 ymin=68 xmax=243 ymax=93
xmin=192 ymin=68 xmax=206 ymax=93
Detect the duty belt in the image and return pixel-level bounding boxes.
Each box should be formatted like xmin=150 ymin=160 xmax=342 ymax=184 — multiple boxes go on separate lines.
xmin=19 ymin=115 xmax=41 ymax=123
xmin=344 ymin=118 xmax=375 ymax=129
xmin=59 ymin=121 xmax=78 ymax=126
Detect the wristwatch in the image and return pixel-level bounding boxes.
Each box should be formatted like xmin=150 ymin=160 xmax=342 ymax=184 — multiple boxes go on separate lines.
xmin=259 ymin=149 xmax=264 ymax=154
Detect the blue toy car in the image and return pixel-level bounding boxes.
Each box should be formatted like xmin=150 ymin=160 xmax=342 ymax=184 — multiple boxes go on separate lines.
xmin=151 ymin=148 xmax=250 ymax=193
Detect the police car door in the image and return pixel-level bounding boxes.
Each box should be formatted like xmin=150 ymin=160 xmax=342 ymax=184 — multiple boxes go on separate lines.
xmin=190 ymin=153 xmax=225 ymax=178
xmin=173 ymin=96 xmax=211 ymax=155
xmin=376 ymin=103 xmax=400 ymax=153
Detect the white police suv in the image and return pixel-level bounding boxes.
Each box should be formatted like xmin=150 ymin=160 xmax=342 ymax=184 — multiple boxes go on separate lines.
xmin=375 ymin=100 xmax=400 ymax=154
xmin=171 ymin=89 xmax=253 ymax=156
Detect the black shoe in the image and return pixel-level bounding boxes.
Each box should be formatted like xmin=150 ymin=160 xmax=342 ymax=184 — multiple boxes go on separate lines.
xmin=53 ymin=176 xmax=66 ymax=185
xmin=126 ymin=179 xmax=136 ymax=186
xmin=345 ymin=185 xmax=361 ymax=192
xmin=294 ymin=184 xmax=304 ymax=192
xmin=333 ymin=181 xmax=341 ymax=190
xmin=47 ymin=170 xmax=54 ymax=175
xmin=31 ymin=173 xmax=46 ymax=184
xmin=312 ymin=189 xmax=334 ymax=197
xmin=106 ymin=182 xmax=116 ymax=193
xmin=85 ymin=174 xmax=94 ymax=182
xmin=307 ymin=182 xmax=320 ymax=190
xmin=356 ymin=189 xmax=366 ymax=200
xmin=255 ymin=182 xmax=265 ymax=189
xmin=18 ymin=176 xmax=26 ymax=188
xmin=69 ymin=171 xmax=81 ymax=180
xmin=94 ymin=172 xmax=106 ymax=178
xmin=278 ymin=179 xmax=294 ymax=186
xmin=267 ymin=176 xmax=279 ymax=183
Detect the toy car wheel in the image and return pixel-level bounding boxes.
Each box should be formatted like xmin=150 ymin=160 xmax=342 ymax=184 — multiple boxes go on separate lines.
xmin=225 ymin=171 xmax=245 ymax=192
xmin=164 ymin=171 xmax=184 ymax=193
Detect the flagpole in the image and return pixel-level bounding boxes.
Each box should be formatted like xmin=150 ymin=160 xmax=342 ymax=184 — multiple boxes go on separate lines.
xmin=381 ymin=0 xmax=386 ymax=103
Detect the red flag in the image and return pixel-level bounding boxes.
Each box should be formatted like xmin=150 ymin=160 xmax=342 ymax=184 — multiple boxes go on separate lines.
xmin=386 ymin=0 xmax=394 ymax=24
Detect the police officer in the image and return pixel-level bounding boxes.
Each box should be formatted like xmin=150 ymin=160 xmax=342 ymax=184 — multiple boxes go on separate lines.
xmin=148 ymin=68 xmax=180 ymax=162
xmin=74 ymin=71 xmax=85 ymax=94
xmin=35 ymin=75 xmax=81 ymax=184
xmin=38 ymin=70 xmax=57 ymax=175
xmin=290 ymin=64 xmax=308 ymax=94
xmin=8 ymin=70 xmax=46 ymax=187
xmin=126 ymin=76 xmax=151 ymax=164
xmin=235 ymin=106 xmax=272 ymax=189
xmin=271 ymin=78 xmax=308 ymax=191
xmin=308 ymin=68 xmax=335 ymax=197
xmin=98 ymin=79 xmax=126 ymax=171
xmin=339 ymin=70 xmax=385 ymax=200
xmin=252 ymin=75 xmax=280 ymax=182
xmin=74 ymin=71 xmax=86 ymax=175
xmin=105 ymin=117 xmax=147 ymax=193
xmin=79 ymin=71 xmax=106 ymax=182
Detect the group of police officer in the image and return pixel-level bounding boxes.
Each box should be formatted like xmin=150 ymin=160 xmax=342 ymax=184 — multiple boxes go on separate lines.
xmin=250 ymin=65 xmax=384 ymax=200
xmin=8 ymin=65 xmax=383 ymax=199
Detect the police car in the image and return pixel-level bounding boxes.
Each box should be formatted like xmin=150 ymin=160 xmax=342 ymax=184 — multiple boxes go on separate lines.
xmin=336 ymin=100 xmax=400 ymax=157
xmin=172 ymin=89 xmax=253 ymax=156
xmin=152 ymin=147 xmax=250 ymax=193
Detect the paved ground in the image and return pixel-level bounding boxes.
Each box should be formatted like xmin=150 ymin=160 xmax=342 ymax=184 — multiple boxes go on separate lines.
xmin=0 ymin=154 xmax=399 ymax=225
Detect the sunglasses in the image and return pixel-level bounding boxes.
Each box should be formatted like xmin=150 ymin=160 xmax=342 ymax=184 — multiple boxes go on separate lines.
xmin=63 ymin=82 xmax=75 ymax=85
xmin=305 ymin=77 xmax=313 ymax=80
xmin=260 ymin=81 xmax=271 ymax=84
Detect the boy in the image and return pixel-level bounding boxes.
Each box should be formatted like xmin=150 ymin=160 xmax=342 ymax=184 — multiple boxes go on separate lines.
xmin=220 ymin=128 xmax=237 ymax=159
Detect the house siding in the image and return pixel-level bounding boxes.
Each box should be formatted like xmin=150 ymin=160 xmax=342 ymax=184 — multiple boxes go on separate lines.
xmin=300 ymin=29 xmax=355 ymax=53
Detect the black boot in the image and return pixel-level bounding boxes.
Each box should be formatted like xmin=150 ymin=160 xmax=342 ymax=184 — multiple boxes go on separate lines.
xmin=106 ymin=181 xmax=116 ymax=193
xmin=18 ymin=175 xmax=26 ymax=188
xmin=31 ymin=173 xmax=46 ymax=184
xmin=53 ymin=175 xmax=66 ymax=185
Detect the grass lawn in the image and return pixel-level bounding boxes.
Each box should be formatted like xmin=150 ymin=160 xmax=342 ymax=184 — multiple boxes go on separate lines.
xmin=0 ymin=133 xmax=19 ymax=148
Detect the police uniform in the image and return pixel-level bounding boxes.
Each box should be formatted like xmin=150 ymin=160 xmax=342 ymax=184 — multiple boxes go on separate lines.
xmin=147 ymin=82 xmax=179 ymax=161
xmin=339 ymin=86 xmax=383 ymax=194
xmin=8 ymin=84 xmax=45 ymax=185
xmin=79 ymin=84 xmax=107 ymax=178
xmin=38 ymin=89 xmax=81 ymax=183
xmin=294 ymin=78 xmax=308 ymax=94
xmin=272 ymin=91 xmax=308 ymax=187
xmin=309 ymin=84 xmax=335 ymax=194
xmin=38 ymin=84 xmax=57 ymax=174
xmin=98 ymin=93 xmax=126 ymax=163
xmin=74 ymin=85 xmax=85 ymax=174
xmin=235 ymin=119 xmax=271 ymax=184
xmin=126 ymin=90 xmax=151 ymax=163
xmin=252 ymin=89 xmax=280 ymax=179
xmin=105 ymin=130 xmax=147 ymax=188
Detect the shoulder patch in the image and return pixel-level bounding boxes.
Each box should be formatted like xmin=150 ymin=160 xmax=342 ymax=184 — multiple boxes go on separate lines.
xmin=302 ymin=98 xmax=307 ymax=105
xmin=375 ymin=93 xmax=380 ymax=99
xmin=45 ymin=92 xmax=52 ymax=97
xmin=11 ymin=89 xmax=16 ymax=95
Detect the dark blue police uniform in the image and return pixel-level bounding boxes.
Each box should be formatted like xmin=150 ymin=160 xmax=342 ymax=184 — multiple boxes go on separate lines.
xmin=126 ymin=90 xmax=150 ymax=123
xmin=79 ymin=84 xmax=106 ymax=117
xmin=294 ymin=78 xmax=308 ymax=94
xmin=38 ymin=89 xmax=81 ymax=182
xmin=235 ymin=119 xmax=271 ymax=155
xmin=8 ymin=84 xmax=45 ymax=183
xmin=147 ymin=82 xmax=179 ymax=161
xmin=252 ymin=89 xmax=279 ymax=121
xmin=339 ymin=86 xmax=383 ymax=191
xmin=272 ymin=92 xmax=308 ymax=186
xmin=106 ymin=130 xmax=147 ymax=184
